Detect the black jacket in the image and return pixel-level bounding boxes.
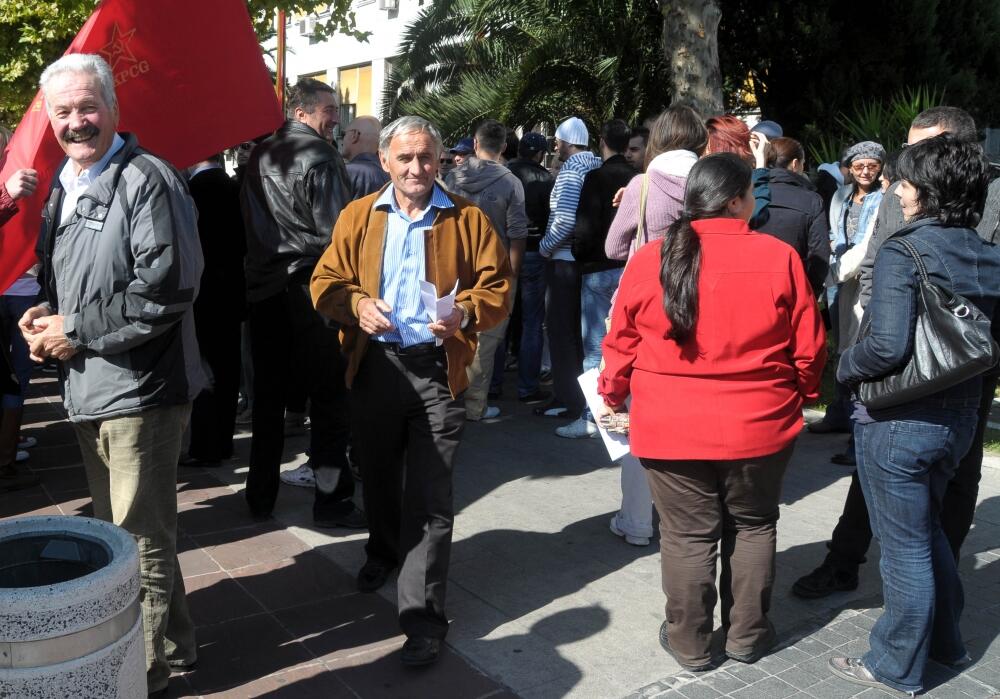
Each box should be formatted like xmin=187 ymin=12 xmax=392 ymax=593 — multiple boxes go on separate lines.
xmin=240 ymin=120 xmax=350 ymax=302
xmin=188 ymin=167 xmax=246 ymax=321
xmin=571 ymin=154 xmax=636 ymax=273
xmin=757 ymin=168 xmax=829 ymax=295
xmin=506 ymin=157 xmax=554 ymax=251
xmin=346 ymin=152 xmax=389 ymax=199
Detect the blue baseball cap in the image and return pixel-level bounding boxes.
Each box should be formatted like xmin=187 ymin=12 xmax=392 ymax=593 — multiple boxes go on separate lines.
xmin=449 ymin=138 xmax=475 ymax=155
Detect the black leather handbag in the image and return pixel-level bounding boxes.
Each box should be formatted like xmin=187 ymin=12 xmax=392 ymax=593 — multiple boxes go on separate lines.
xmin=857 ymin=238 xmax=999 ymax=409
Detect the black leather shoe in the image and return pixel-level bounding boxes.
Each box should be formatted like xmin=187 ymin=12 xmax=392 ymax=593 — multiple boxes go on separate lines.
xmin=792 ymin=562 xmax=859 ymax=599
xmin=357 ymin=560 xmax=394 ymax=593
xmin=806 ymin=421 xmax=850 ymax=434
xmin=313 ymin=505 xmax=367 ymax=530
xmin=401 ymin=636 xmax=441 ymax=666
xmin=830 ymin=452 xmax=857 ymax=466
xmin=658 ymin=621 xmax=717 ymax=672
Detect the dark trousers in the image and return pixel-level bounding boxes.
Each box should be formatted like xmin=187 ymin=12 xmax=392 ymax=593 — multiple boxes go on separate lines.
xmin=350 ymin=342 xmax=465 ymax=639
xmin=245 ymin=278 xmax=354 ymax=517
xmin=545 ymin=259 xmax=584 ymax=414
xmin=642 ymin=445 xmax=793 ymax=667
xmin=825 ymin=373 xmax=998 ymax=570
xmin=188 ymin=319 xmax=241 ymax=461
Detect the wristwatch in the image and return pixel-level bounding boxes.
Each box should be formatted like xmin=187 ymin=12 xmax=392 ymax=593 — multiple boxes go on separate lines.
xmin=459 ymin=305 xmax=471 ymax=329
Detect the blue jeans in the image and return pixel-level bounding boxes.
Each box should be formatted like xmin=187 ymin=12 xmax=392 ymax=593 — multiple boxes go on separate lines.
xmin=517 ymin=252 xmax=546 ymax=397
xmin=581 ymin=267 xmax=623 ymax=371
xmin=855 ymin=403 xmax=978 ymax=693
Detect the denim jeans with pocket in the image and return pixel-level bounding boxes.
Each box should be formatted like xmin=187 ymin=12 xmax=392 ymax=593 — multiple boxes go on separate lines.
xmin=855 ymin=402 xmax=978 ymax=693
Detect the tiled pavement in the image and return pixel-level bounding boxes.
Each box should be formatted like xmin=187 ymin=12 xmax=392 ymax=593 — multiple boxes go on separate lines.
xmin=4 ymin=374 xmax=1000 ymax=698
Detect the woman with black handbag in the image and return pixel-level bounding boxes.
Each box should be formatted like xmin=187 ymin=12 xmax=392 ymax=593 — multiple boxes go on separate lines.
xmin=829 ymin=135 xmax=1000 ymax=696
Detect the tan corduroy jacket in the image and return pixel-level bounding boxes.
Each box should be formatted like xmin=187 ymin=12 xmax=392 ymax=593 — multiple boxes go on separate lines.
xmin=310 ymin=187 xmax=513 ymax=397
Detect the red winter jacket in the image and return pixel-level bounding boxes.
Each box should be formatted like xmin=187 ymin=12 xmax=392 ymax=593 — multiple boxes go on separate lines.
xmin=599 ymin=217 xmax=827 ymax=460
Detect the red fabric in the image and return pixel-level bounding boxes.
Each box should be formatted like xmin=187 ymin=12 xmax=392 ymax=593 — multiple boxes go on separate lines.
xmin=0 ymin=0 xmax=283 ymax=294
xmin=599 ymin=217 xmax=827 ymax=460
xmin=0 ymin=186 xmax=17 ymax=228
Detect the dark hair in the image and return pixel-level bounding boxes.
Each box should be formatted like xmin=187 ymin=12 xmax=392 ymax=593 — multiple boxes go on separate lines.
xmin=765 ymin=136 xmax=804 ymax=169
xmin=502 ymin=128 xmax=519 ymax=161
xmin=660 ymin=153 xmax=752 ymax=343
xmin=895 ymin=134 xmax=990 ymax=227
xmin=600 ymin=119 xmax=631 ymax=153
xmin=881 ymin=150 xmax=900 ymax=185
xmin=630 ymin=126 xmax=650 ymax=143
xmin=911 ymin=106 xmax=978 ymax=144
xmin=705 ymin=115 xmax=752 ymax=165
xmin=285 ymin=78 xmax=335 ymax=119
xmin=474 ymin=119 xmax=507 ymax=155
xmin=645 ymin=106 xmax=708 ymax=170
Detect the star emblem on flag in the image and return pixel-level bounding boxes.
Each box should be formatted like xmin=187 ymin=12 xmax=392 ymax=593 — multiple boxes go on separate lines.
xmin=99 ymin=23 xmax=138 ymax=70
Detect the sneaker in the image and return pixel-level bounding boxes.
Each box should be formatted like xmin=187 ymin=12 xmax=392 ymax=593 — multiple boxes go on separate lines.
xmin=609 ymin=515 xmax=650 ymax=546
xmin=17 ymin=435 xmax=37 ymax=449
xmin=518 ymin=389 xmax=551 ymax=405
xmin=556 ymin=417 xmax=598 ymax=439
xmin=828 ymin=657 xmax=915 ymax=696
xmin=482 ymin=406 xmax=501 ymax=419
xmin=15 ymin=449 xmax=29 ymax=463
xmin=280 ymin=463 xmax=315 ymax=487
xmin=313 ymin=504 xmax=367 ymax=529
xmin=533 ymin=401 xmax=570 ymax=418
xmin=791 ymin=561 xmax=859 ymax=599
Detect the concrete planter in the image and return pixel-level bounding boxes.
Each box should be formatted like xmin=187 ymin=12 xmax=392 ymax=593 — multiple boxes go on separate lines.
xmin=0 ymin=515 xmax=146 ymax=698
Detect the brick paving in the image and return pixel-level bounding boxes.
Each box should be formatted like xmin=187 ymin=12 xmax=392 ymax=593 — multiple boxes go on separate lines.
xmin=4 ymin=374 xmax=1000 ymax=698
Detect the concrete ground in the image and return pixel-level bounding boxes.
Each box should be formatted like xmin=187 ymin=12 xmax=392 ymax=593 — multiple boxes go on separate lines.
xmin=4 ymin=373 xmax=1000 ymax=698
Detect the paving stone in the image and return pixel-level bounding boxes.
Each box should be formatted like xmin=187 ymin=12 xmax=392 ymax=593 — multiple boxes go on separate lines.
xmin=777 ymin=665 xmax=827 ymax=689
xmin=728 ymin=676 xmax=797 ymax=699
xmin=803 ymin=678 xmax=867 ymax=698
xmin=725 ymin=663 xmax=771 ymax=685
xmin=676 ymin=681 xmax=724 ymax=698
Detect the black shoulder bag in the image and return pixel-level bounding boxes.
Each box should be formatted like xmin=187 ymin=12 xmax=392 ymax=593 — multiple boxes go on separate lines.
xmin=856 ymin=238 xmax=999 ymax=410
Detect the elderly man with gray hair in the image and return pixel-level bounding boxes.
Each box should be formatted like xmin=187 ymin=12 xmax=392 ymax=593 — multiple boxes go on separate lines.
xmin=18 ymin=53 xmax=204 ymax=694
xmin=311 ymin=115 xmax=512 ymax=666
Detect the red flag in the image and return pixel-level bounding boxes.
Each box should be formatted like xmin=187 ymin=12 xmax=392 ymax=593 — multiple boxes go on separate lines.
xmin=0 ymin=0 xmax=283 ymax=294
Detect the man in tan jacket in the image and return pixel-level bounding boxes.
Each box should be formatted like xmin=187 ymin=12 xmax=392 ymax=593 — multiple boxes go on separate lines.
xmin=311 ymin=115 xmax=511 ymax=666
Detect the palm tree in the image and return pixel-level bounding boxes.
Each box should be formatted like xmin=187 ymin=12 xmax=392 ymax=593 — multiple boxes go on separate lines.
xmin=381 ymin=0 xmax=672 ymax=143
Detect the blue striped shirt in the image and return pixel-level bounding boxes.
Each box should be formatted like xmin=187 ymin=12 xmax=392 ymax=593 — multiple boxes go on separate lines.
xmin=372 ymin=183 xmax=454 ymax=346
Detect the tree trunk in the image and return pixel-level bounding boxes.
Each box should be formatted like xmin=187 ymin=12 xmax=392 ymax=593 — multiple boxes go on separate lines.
xmin=660 ymin=0 xmax=724 ymax=116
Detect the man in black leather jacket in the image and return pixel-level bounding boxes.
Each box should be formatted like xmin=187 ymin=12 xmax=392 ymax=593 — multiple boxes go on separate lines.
xmin=506 ymin=133 xmax=555 ymax=404
xmin=240 ymin=78 xmax=363 ymax=528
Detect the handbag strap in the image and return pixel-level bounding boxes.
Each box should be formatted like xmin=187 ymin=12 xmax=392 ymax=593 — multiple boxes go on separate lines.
xmin=895 ymin=238 xmax=931 ymax=285
xmin=634 ymin=174 xmax=650 ymax=251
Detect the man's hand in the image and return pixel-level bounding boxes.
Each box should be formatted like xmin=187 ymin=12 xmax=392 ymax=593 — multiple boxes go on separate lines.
xmin=428 ymin=305 xmax=464 ymax=340
xmin=19 ymin=305 xmax=51 ymax=342
xmin=357 ymin=297 xmax=395 ymax=336
xmin=26 ymin=314 xmax=77 ymax=362
xmin=5 ymin=168 xmax=38 ymax=201
xmin=749 ymin=132 xmax=769 ymax=169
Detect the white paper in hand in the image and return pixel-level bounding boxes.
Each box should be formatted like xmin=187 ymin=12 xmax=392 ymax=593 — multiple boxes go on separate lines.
xmin=419 ymin=279 xmax=461 ymax=346
xmin=577 ymin=368 xmax=630 ymax=461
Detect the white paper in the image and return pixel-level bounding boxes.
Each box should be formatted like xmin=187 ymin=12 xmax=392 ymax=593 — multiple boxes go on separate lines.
xmin=419 ymin=279 xmax=460 ymax=346
xmin=577 ymin=368 xmax=631 ymax=461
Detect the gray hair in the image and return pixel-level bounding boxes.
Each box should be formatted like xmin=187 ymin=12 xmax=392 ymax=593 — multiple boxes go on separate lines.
xmin=39 ymin=54 xmax=118 ymax=113
xmin=379 ymin=116 xmax=443 ymax=154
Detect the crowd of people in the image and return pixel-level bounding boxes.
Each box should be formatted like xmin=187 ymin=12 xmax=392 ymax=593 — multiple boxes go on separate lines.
xmin=2 ymin=51 xmax=999 ymax=697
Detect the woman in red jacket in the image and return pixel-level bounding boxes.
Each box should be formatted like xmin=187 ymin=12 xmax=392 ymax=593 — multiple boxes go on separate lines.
xmin=599 ymin=153 xmax=826 ymax=671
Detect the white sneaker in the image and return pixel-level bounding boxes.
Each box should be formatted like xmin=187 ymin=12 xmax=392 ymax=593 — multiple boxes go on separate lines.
xmin=609 ymin=515 xmax=651 ymax=546
xmin=280 ymin=463 xmax=315 ymax=487
xmin=18 ymin=435 xmax=37 ymax=449
xmin=555 ymin=417 xmax=598 ymax=439
xmin=482 ymin=406 xmax=501 ymax=420
xmin=15 ymin=449 xmax=29 ymax=463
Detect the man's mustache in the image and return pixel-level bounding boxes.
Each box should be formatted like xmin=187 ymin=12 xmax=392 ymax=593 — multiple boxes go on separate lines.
xmin=63 ymin=125 xmax=99 ymax=143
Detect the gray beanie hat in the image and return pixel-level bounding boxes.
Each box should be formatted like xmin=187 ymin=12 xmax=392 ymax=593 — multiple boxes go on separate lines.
xmin=843 ymin=141 xmax=886 ymax=165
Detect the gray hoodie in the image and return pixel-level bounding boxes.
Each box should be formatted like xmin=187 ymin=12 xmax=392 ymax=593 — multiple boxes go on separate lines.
xmin=445 ymin=157 xmax=528 ymax=247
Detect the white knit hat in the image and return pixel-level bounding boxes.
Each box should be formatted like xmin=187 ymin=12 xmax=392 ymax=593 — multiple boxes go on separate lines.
xmin=555 ymin=117 xmax=589 ymax=147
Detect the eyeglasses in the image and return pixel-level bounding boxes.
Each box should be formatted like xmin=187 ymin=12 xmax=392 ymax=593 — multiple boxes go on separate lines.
xmin=850 ymin=162 xmax=881 ymax=173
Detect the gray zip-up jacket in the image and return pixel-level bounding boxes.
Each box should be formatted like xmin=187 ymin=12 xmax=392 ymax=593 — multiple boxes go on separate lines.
xmin=445 ymin=157 xmax=528 ymax=248
xmin=39 ymin=132 xmax=207 ymax=422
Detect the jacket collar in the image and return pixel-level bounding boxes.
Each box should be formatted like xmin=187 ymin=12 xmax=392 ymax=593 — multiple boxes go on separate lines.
xmin=691 ymin=217 xmax=753 ymax=235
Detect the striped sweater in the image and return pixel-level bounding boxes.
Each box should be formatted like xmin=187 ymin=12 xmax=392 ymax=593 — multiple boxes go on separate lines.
xmin=540 ymin=151 xmax=602 ymax=259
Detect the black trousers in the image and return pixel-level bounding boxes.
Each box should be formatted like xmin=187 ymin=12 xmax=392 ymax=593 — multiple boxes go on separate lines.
xmin=350 ymin=342 xmax=465 ymax=639
xmin=189 ymin=318 xmax=241 ymax=461
xmin=245 ymin=278 xmax=354 ymax=517
xmin=826 ymin=373 xmax=998 ymax=569
xmin=545 ymin=259 xmax=584 ymax=414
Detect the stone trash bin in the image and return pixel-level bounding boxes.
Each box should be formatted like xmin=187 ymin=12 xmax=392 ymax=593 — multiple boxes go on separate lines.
xmin=0 ymin=515 xmax=146 ymax=698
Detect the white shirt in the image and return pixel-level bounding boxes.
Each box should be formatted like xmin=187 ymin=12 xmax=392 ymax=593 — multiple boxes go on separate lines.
xmin=58 ymin=134 xmax=125 ymax=225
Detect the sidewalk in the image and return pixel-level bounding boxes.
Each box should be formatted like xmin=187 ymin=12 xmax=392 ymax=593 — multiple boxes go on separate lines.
xmin=3 ymin=375 xmax=1000 ymax=698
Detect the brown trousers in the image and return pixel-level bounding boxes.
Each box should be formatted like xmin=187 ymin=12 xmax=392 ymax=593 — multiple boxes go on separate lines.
xmin=641 ymin=444 xmax=793 ymax=667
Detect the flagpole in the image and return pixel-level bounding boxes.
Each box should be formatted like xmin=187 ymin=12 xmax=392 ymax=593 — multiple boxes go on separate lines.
xmin=275 ymin=10 xmax=286 ymax=108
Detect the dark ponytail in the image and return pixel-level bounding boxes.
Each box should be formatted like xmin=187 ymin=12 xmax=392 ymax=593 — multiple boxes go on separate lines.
xmin=660 ymin=153 xmax=752 ymax=343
